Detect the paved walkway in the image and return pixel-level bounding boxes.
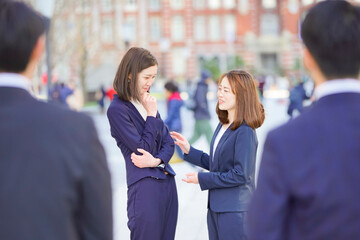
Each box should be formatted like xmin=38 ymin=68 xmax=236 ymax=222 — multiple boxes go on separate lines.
xmin=86 ymin=97 xmax=289 ymax=240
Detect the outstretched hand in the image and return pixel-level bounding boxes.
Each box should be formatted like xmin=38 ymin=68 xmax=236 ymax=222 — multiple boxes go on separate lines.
xmin=131 ymin=148 xmax=161 ymax=168
xmin=170 ymin=131 xmax=190 ymax=154
xmin=182 ymin=172 xmax=199 ymax=184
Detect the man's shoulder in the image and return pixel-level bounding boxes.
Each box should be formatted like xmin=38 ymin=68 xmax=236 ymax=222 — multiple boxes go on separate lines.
xmin=107 ymin=98 xmax=130 ymax=118
xmin=35 ymin=100 xmax=94 ymax=127
xmin=267 ymin=108 xmax=315 ymax=141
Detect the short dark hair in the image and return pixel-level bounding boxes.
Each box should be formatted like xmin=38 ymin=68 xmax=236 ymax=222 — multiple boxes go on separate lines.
xmin=164 ymin=81 xmax=179 ymax=93
xmin=113 ymin=47 xmax=158 ymax=102
xmin=0 ymin=1 xmax=45 ymax=73
xmin=301 ymin=0 xmax=360 ymax=79
xmin=216 ymin=70 xmax=265 ymax=130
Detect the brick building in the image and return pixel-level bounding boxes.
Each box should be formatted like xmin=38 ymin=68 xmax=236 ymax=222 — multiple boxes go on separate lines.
xmin=29 ymin=0 xmax=360 ymax=91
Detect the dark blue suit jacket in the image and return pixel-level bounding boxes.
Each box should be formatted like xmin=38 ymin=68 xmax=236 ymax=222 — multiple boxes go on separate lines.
xmin=0 ymin=87 xmax=112 ymax=240
xmin=107 ymin=96 xmax=175 ymax=187
xmin=185 ymin=123 xmax=258 ymax=212
xmin=248 ymin=93 xmax=360 ymax=240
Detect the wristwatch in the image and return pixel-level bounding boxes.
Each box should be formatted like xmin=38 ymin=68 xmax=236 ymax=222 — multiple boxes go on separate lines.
xmin=157 ymin=163 xmax=165 ymax=169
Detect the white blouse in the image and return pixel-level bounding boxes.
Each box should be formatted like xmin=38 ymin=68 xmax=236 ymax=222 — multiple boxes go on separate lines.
xmin=130 ymin=100 xmax=148 ymax=121
xmin=212 ymin=124 xmax=229 ymax=158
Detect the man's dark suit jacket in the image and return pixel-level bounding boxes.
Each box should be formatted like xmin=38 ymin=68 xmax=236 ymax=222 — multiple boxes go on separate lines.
xmin=185 ymin=123 xmax=258 ymax=212
xmin=0 ymin=87 xmax=113 ymax=240
xmin=248 ymin=92 xmax=360 ymax=240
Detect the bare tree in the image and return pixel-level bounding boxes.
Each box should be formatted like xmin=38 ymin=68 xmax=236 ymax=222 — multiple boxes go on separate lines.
xmin=43 ymin=0 xmax=94 ymax=102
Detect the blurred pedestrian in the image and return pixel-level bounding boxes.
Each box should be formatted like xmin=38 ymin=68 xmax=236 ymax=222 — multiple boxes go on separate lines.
xmin=171 ymin=70 xmax=265 ymax=240
xmin=248 ymin=1 xmax=360 ymax=240
xmin=59 ymin=82 xmax=73 ymax=106
xmin=96 ymin=85 xmax=106 ymax=113
xmin=107 ymin=47 xmax=178 ymax=240
xmin=164 ymin=81 xmax=184 ymax=162
xmin=66 ymin=80 xmax=84 ymax=111
xmin=287 ymin=80 xmax=310 ymax=118
xmin=106 ymin=86 xmax=116 ymax=101
xmin=257 ymin=74 xmax=266 ymax=101
xmin=0 ymin=2 xmax=112 ymax=240
xmin=188 ymin=69 xmax=213 ymax=146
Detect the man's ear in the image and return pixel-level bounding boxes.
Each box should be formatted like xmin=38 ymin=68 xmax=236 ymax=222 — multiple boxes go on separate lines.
xmin=303 ymin=46 xmax=326 ymax=85
xmin=128 ymin=73 xmax=131 ymax=80
xmin=303 ymin=47 xmax=318 ymax=74
xmin=31 ymin=34 xmax=46 ymax=62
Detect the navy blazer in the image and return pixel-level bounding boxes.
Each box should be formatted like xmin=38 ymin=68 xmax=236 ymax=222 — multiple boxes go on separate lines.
xmin=184 ymin=123 xmax=258 ymax=212
xmin=0 ymin=87 xmax=112 ymax=240
xmin=107 ymin=96 xmax=175 ymax=187
xmin=248 ymin=93 xmax=360 ymax=240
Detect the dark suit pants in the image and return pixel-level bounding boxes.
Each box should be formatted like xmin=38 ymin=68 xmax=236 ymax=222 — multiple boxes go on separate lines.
xmin=207 ymin=209 xmax=247 ymax=240
xmin=127 ymin=174 xmax=178 ymax=240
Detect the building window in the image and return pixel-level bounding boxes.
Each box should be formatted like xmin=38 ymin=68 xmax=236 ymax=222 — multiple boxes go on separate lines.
xmin=171 ymin=15 xmax=184 ymax=41
xmin=209 ymin=15 xmax=220 ymax=41
xmin=302 ymin=0 xmax=313 ymax=6
xmin=288 ymin=0 xmax=299 ymax=14
xmin=125 ymin=0 xmax=137 ymax=11
xmin=172 ymin=48 xmax=186 ymax=75
xmin=194 ymin=16 xmax=206 ymax=41
xmin=224 ymin=15 xmax=236 ymax=43
xmin=101 ymin=17 xmax=113 ymax=43
xmin=239 ymin=0 xmax=249 ymax=15
xmin=76 ymin=0 xmax=91 ymax=12
xmin=149 ymin=0 xmax=161 ymax=10
xmin=101 ymin=0 xmax=112 ymax=12
xmin=209 ymin=0 xmax=221 ymax=9
xmin=150 ymin=17 xmax=162 ymax=41
xmin=262 ymin=0 xmax=276 ymax=9
xmin=260 ymin=13 xmax=279 ymax=36
xmin=124 ymin=16 xmax=137 ymax=42
xmin=171 ymin=0 xmax=184 ymax=10
xmin=224 ymin=0 xmax=236 ymax=9
xmin=193 ymin=0 xmax=206 ymax=9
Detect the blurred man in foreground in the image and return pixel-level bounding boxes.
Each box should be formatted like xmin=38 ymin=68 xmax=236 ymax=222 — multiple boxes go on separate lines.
xmin=248 ymin=1 xmax=360 ymax=239
xmin=0 ymin=2 xmax=112 ymax=240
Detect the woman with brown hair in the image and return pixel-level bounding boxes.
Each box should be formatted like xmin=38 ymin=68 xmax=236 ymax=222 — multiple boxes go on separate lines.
xmin=171 ymin=70 xmax=265 ymax=240
xmin=107 ymin=47 xmax=178 ymax=240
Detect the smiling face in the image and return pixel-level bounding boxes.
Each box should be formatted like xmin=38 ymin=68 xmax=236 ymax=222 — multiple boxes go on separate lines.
xmin=217 ymin=76 xmax=236 ymax=112
xmin=136 ymin=65 xmax=158 ymax=96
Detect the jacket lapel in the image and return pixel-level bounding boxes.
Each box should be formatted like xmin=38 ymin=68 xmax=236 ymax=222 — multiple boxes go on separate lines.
xmin=212 ymin=123 xmax=233 ymax=171
xmin=210 ymin=123 xmax=222 ymax=163
xmin=124 ymin=100 xmax=146 ymax=124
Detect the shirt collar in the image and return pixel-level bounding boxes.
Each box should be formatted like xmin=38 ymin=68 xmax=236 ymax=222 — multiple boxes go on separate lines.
xmin=314 ymin=78 xmax=360 ymax=100
xmin=0 ymin=73 xmax=31 ymax=92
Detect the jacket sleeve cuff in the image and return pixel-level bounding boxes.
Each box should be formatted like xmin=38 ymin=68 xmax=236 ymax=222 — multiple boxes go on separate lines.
xmin=198 ymin=172 xmax=211 ymax=191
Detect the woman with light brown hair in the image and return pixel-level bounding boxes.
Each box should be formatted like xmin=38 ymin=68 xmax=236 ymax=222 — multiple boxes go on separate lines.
xmin=171 ymin=70 xmax=265 ymax=240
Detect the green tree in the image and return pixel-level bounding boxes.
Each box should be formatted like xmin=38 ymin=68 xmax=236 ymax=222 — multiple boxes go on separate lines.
xmin=226 ymin=55 xmax=245 ymax=71
xmin=200 ymin=57 xmax=221 ymax=81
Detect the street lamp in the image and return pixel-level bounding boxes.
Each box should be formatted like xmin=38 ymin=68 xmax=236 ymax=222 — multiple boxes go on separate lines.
xmin=35 ymin=0 xmax=55 ymax=101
